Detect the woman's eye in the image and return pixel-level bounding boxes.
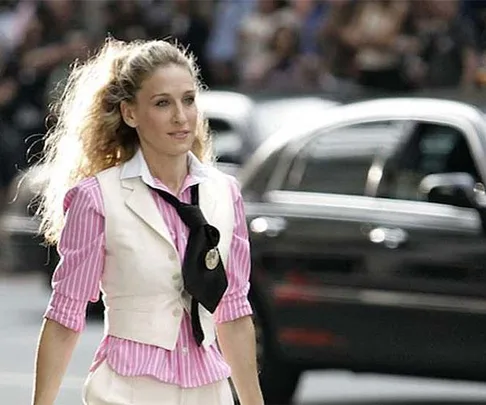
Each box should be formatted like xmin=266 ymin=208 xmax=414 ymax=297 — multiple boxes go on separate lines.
xmin=183 ymin=96 xmax=195 ymax=105
xmin=156 ymin=99 xmax=169 ymax=107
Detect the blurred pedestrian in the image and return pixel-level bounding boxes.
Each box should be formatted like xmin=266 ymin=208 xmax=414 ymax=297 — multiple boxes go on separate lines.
xmin=238 ymin=0 xmax=297 ymax=87
xmin=0 ymin=122 xmax=16 ymax=272
xmin=30 ymin=37 xmax=263 ymax=405
xmin=341 ymin=0 xmax=412 ymax=92
xmin=0 ymin=52 xmax=22 ymax=273
xmin=420 ymin=0 xmax=479 ymax=90
xmin=249 ymin=24 xmax=320 ymax=91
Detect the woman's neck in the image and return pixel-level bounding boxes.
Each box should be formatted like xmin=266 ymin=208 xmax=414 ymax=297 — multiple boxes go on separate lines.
xmin=141 ymin=148 xmax=189 ymax=196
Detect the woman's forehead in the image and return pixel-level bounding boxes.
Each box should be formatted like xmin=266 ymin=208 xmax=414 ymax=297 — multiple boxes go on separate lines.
xmin=140 ymin=65 xmax=196 ymax=97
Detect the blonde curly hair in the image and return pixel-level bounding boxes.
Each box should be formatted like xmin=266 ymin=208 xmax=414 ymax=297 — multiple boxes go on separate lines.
xmin=35 ymin=37 xmax=212 ymax=245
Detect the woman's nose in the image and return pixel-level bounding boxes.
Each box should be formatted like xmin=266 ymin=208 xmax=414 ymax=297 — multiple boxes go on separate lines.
xmin=172 ymin=103 xmax=187 ymax=124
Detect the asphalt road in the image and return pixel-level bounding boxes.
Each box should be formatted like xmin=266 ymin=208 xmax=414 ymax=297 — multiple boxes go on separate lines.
xmin=2 ymin=273 xmax=486 ymax=405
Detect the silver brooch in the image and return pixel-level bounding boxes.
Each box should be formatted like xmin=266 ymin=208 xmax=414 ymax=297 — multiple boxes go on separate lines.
xmin=204 ymin=248 xmax=220 ymax=270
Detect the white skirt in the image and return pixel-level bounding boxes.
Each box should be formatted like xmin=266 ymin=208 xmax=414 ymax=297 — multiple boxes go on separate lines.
xmin=82 ymin=361 xmax=235 ymax=405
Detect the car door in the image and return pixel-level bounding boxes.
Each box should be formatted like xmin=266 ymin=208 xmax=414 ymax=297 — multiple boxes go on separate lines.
xmin=364 ymin=121 xmax=486 ymax=371
xmin=245 ymin=122 xmax=403 ymax=359
xmin=369 ymin=122 xmax=486 ymax=296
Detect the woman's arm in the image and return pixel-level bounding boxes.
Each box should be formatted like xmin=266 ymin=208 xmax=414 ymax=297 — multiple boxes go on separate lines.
xmin=217 ymin=316 xmax=263 ymax=405
xmin=32 ymin=319 xmax=80 ymax=405
xmin=32 ymin=178 xmax=106 ymax=405
xmin=215 ymin=177 xmax=263 ymax=404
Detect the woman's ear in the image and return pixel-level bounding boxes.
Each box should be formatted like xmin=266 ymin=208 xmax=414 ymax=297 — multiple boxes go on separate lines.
xmin=120 ymin=100 xmax=137 ymax=128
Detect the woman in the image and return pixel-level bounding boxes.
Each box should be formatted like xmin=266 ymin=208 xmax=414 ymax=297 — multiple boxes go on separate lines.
xmin=338 ymin=0 xmax=412 ymax=92
xmin=31 ymin=38 xmax=263 ymax=405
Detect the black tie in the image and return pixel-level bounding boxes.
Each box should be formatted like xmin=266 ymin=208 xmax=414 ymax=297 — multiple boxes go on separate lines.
xmin=150 ymin=185 xmax=228 ymax=346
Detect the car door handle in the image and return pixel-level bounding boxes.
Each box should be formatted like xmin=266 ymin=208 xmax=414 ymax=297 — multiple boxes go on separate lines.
xmin=368 ymin=226 xmax=408 ymax=249
xmin=249 ymin=216 xmax=287 ymax=237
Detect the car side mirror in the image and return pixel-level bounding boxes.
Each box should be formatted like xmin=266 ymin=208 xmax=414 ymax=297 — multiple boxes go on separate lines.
xmin=418 ymin=172 xmax=484 ymax=209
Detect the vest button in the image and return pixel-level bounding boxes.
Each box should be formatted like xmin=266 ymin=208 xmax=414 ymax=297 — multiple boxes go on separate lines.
xmin=172 ymin=308 xmax=182 ymax=317
xmin=169 ymin=251 xmax=177 ymax=261
xmin=172 ymin=273 xmax=181 ymax=281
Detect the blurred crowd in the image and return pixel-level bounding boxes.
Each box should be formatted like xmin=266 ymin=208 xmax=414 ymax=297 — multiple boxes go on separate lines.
xmin=0 ymin=0 xmax=486 ymax=188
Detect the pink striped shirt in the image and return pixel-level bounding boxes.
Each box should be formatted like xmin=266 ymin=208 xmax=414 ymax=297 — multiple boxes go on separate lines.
xmin=44 ymin=152 xmax=253 ymax=388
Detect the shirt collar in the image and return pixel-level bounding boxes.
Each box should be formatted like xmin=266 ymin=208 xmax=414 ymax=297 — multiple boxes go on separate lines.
xmin=120 ymin=148 xmax=211 ymax=191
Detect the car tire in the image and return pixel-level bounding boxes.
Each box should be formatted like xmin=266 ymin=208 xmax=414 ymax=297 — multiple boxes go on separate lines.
xmin=252 ymin=301 xmax=301 ymax=404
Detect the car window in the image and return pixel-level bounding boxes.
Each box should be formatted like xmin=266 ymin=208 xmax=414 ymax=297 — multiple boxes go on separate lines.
xmin=240 ymin=150 xmax=281 ymax=201
xmin=378 ymin=123 xmax=481 ymax=201
xmin=208 ymin=117 xmax=232 ymax=133
xmin=281 ymin=122 xmax=402 ymax=195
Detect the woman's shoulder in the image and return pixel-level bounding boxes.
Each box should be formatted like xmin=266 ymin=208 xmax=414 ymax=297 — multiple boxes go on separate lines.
xmin=95 ymin=165 xmax=121 ymax=181
xmin=63 ymin=176 xmax=102 ymax=213
xmin=70 ymin=176 xmax=102 ymax=196
xmin=75 ymin=176 xmax=100 ymax=190
xmin=203 ymin=165 xmax=242 ymax=200
xmin=204 ymin=164 xmax=239 ymax=185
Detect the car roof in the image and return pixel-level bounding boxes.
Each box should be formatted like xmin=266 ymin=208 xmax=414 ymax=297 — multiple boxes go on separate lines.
xmin=250 ymin=96 xmax=340 ymax=141
xmin=198 ymin=90 xmax=340 ymax=121
xmin=336 ymin=97 xmax=484 ymax=122
xmin=198 ymin=90 xmax=342 ymax=151
xmin=238 ymin=97 xmax=486 ymax=184
xmin=198 ymin=90 xmax=254 ymax=119
xmin=261 ymin=97 xmax=484 ymax=152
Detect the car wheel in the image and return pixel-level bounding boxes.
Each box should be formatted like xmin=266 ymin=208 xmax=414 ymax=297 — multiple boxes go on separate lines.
xmin=253 ymin=304 xmax=301 ymax=405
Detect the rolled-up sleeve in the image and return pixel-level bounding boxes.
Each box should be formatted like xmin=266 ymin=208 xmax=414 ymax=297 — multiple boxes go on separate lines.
xmin=44 ymin=177 xmax=105 ymax=332
xmin=214 ymin=177 xmax=253 ymax=323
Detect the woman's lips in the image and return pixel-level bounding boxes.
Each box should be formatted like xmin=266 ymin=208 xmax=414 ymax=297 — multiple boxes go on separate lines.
xmin=167 ymin=130 xmax=190 ymax=139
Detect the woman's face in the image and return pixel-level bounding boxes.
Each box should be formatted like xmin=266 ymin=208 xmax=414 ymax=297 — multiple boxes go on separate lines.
xmin=122 ymin=64 xmax=198 ymax=159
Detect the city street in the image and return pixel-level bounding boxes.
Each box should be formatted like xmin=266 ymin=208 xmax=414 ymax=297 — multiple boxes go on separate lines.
xmin=2 ymin=272 xmax=486 ymax=405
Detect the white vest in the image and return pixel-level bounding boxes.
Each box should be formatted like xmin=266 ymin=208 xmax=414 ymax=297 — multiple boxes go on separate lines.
xmin=96 ymin=166 xmax=234 ymax=350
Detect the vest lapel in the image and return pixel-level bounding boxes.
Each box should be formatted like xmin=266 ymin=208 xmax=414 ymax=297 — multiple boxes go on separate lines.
xmin=122 ymin=178 xmax=177 ymax=251
xmin=198 ymin=180 xmax=218 ymax=221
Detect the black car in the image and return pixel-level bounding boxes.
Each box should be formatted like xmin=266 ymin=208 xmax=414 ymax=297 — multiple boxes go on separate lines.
xmin=238 ymin=97 xmax=486 ymax=403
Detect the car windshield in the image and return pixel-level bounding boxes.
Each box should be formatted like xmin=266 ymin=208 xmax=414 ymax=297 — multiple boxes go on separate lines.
xmin=252 ymin=98 xmax=338 ymax=142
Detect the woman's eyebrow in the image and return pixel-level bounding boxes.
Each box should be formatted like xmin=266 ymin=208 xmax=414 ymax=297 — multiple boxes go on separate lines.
xmin=150 ymin=90 xmax=196 ymax=100
xmin=150 ymin=92 xmax=170 ymax=100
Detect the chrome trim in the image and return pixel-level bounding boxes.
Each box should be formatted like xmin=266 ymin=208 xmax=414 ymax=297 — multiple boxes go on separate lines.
xmin=261 ymin=190 xmax=481 ymax=233
xmin=275 ymin=283 xmax=486 ymax=314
